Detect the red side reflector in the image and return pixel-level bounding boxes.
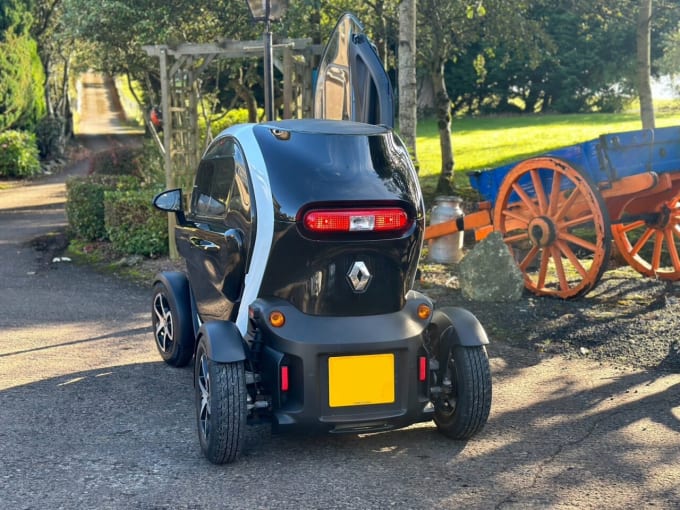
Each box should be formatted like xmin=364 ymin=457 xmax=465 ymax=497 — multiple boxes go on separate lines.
xmin=304 ymin=208 xmax=408 ymax=233
xmin=281 ymin=366 xmax=289 ymax=392
xmin=418 ymin=356 xmax=427 ymax=382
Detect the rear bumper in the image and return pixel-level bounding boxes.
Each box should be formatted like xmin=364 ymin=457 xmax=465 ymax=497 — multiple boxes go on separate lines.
xmin=248 ymin=294 xmax=434 ymax=433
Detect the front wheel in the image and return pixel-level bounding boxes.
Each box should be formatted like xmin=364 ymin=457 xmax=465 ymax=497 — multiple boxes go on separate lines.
xmin=433 ymin=345 xmax=492 ymax=439
xmin=195 ymin=338 xmax=247 ymax=464
xmin=493 ymin=157 xmax=611 ymax=298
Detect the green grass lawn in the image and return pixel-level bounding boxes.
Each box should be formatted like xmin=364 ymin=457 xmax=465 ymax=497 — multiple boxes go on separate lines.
xmin=415 ymin=103 xmax=680 ymax=202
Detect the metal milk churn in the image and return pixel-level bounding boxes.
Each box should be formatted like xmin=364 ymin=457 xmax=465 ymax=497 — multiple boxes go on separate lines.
xmin=428 ymin=196 xmax=464 ymax=263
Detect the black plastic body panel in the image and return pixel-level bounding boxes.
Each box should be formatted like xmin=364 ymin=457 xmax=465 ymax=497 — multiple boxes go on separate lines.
xmin=153 ymin=271 xmax=200 ymax=339
xmin=252 ymin=120 xmax=425 ymax=316
xmin=197 ymin=320 xmax=246 ymax=363
xmin=249 ymin=294 xmax=435 ymax=433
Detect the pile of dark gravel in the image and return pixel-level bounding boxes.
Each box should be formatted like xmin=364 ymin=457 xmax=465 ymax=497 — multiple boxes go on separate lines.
xmin=417 ymin=263 xmax=680 ymax=373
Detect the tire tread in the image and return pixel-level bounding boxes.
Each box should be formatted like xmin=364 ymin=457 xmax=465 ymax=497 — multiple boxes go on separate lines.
xmin=434 ymin=345 xmax=492 ymax=439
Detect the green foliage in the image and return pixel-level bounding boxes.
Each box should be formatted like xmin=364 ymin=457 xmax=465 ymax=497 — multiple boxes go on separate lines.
xmin=0 ymin=0 xmax=32 ymax=35
xmin=61 ymin=0 xmax=255 ymax=76
xmin=2 ymin=41 xmax=46 ymax=127
xmin=0 ymin=130 xmax=41 ymax=178
xmin=431 ymin=0 xmax=680 ymax=116
xmin=0 ymin=31 xmax=46 ymax=130
xmin=65 ymin=175 xmax=138 ymax=240
xmin=104 ymin=187 xmax=168 ymax=257
xmin=200 ymin=108 xmax=255 ymax=139
xmin=137 ymin=139 xmax=165 ymax=186
xmin=660 ymin=24 xmax=680 ymax=79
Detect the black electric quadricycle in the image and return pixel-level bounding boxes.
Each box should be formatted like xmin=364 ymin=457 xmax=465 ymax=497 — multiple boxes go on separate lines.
xmin=151 ymin=14 xmax=491 ymax=464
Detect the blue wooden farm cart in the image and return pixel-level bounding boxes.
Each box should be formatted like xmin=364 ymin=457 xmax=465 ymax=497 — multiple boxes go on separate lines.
xmin=425 ymin=125 xmax=680 ymax=299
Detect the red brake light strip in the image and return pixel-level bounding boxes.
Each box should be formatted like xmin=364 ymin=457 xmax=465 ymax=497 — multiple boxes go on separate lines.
xmin=304 ymin=209 xmax=408 ymax=233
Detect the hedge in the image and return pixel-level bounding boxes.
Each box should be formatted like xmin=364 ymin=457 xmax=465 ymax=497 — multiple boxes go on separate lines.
xmin=104 ymin=187 xmax=168 ymax=257
xmin=65 ymin=175 xmax=138 ymax=240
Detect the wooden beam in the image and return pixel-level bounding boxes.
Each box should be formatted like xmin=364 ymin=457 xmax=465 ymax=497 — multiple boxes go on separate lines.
xmin=142 ymin=38 xmax=315 ymax=59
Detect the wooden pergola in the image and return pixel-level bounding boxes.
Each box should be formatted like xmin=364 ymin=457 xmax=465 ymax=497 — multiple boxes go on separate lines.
xmin=143 ymin=38 xmax=320 ymax=193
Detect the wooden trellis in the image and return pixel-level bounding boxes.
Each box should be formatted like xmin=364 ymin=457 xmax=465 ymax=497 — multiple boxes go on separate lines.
xmin=143 ymin=39 xmax=320 ymax=257
xmin=143 ymin=38 xmax=320 ymax=194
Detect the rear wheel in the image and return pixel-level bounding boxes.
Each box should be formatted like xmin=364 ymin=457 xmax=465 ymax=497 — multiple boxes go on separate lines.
xmin=611 ymin=192 xmax=680 ymax=279
xmin=434 ymin=345 xmax=492 ymax=439
xmin=151 ymin=281 xmax=194 ymax=367
xmin=195 ymin=338 xmax=247 ymax=464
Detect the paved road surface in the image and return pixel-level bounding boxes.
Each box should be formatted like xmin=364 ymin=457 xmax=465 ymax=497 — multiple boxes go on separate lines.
xmin=0 ymin=73 xmax=679 ymax=509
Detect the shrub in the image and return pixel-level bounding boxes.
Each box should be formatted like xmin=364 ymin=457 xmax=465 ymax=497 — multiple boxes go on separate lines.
xmin=35 ymin=116 xmax=65 ymax=159
xmin=137 ymin=139 xmax=165 ymax=186
xmin=88 ymin=146 xmax=144 ymax=177
xmin=104 ymin=187 xmax=168 ymax=257
xmin=66 ymin=175 xmax=138 ymax=240
xmin=0 ymin=32 xmax=46 ymax=131
xmin=199 ymin=108 xmax=258 ymax=144
xmin=0 ymin=129 xmax=41 ymax=178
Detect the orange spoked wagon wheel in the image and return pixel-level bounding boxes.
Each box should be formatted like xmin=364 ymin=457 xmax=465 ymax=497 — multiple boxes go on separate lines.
xmin=492 ymin=157 xmax=611 ymax=299
xmin=611 ymin=192 xmax=680 ymax=280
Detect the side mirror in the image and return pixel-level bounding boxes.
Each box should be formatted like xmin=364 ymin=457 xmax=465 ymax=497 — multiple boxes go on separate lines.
xmin=153 ymin=189 xmax=183 ymax=212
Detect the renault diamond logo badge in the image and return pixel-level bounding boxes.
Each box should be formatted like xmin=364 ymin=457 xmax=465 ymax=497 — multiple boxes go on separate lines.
xmin=347 ymin=261 xmax=372 ymax=293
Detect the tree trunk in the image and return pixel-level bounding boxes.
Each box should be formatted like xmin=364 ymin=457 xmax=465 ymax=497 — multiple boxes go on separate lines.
xmin=432 ymin=63 xmax=455 ymax=195
xmin=637 ymin=0 xmax=655 ymax=129
xmin=374 ymin=1 xmax=388 ymax=67
xmin=42 ymin=54 xmax=53 ymax=116
xmin=398 ymin=0 xmax=418 ymax=171
xmin=61 ymin=55 xmax=73 ymax=138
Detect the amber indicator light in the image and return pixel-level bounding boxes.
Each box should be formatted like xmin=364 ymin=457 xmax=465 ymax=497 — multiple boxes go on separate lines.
xmin=269 ymin=311 xmax=285 ymax=327
xmin=417 ymin=304 xmax=431 ymax=320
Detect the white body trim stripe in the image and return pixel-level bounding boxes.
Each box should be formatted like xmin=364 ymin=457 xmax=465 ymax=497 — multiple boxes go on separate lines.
xmin=228 ymin=124 xmax=275 ymax=335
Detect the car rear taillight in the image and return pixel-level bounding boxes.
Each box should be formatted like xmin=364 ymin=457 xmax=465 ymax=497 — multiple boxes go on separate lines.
xmin=303 ymin=208 xmax=409 ymax=233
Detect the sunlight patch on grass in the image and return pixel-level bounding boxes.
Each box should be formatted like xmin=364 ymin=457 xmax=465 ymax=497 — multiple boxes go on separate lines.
xmin=416 ymin=111 xmax=680 ymax=181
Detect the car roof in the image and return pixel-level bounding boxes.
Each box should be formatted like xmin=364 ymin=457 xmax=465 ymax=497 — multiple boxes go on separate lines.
xmin=259 ymin=119 xmax=392 ymax=136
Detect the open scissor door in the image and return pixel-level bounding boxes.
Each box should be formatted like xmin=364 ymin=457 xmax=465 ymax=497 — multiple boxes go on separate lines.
xmin=313 ymin=13 xmax=394 ymax=128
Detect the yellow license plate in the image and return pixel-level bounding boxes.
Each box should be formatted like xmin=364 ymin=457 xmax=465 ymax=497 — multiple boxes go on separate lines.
xmin=328 ymin=354 xmax=395 ymax=408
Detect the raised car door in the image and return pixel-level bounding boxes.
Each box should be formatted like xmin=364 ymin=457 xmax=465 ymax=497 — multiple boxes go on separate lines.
xmin=313 ymin=13 xmax=394 ymax=128
xmin=176 ymin=136 xmax=254 ymax=322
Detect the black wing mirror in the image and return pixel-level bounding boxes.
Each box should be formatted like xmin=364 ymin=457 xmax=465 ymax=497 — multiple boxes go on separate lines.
xmin=153 ymin=188 xmax=188 ymax=225
xmin=153 ymin=189 xmax=183 ymax=212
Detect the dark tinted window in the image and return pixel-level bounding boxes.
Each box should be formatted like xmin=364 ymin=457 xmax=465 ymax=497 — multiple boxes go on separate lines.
xmin=191 ymin=138 xmax=236 ymax=219
xmin=228 ymin=144 xmax=252 ymax=218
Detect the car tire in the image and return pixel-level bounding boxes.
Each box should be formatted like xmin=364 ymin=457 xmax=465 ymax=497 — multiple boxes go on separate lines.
xmin=195 ymin=338 xmax=247 ymax=464
xmin=434 ymin=345 xmax=492 ymax=439
xmin=151 ymin=281 xmax=194 ymax=367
